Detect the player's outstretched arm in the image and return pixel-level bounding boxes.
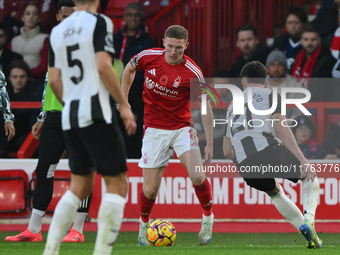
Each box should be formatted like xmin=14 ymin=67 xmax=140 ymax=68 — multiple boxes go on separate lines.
xmin=121 ymin=62 xmax=136 ymax=99
xmin=201 ymin=100 xmax=214 ymax=164
xmin=96 ymin=52 xmax=136 ymax=135
xmin=272 ymin=112 xmax=315 ymax=181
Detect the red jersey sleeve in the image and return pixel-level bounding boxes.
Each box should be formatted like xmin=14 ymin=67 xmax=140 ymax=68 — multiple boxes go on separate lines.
xmin=130 ymin=48 xmax=164 ymax=72
xmin=186 ymin=58 xmax=207 ymax=102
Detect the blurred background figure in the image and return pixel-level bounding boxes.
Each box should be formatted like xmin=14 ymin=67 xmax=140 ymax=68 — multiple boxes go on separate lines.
xmin=291 ymin=24 xmax=335 ymax=101
xmin=271 ymin=6 xmax=308 ymax=71
xmin=194 ymin=70 xmax=231 ymax=159
xmin=114 ymin=2 xmax=155 ymax=159
xmin=230 ymin=24 xmax=270 ymax=88
xmin=5 ymin=60 xmax=40 ymax=157
xmin=316 ymin=118 xmax=340 ymax=159
xmin=266 ymin=49 xmax=304 ymax=119
xmin=292 ymin=115 xmax=319 ymax=159
xmin=0 ymin=22 xmax=23 ymax=74
xmin=8 ymin=2 xmax=49 ymax=82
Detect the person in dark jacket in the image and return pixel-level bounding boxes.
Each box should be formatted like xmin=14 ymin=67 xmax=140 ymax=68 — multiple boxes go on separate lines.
xmin=271 ymin=6 xmax=308 ymax=71
xmin=0 ymin=22 xmax=22 ymax=74
xmin=230 ymin=24 xmax=270 ymax=87
xmin=114 ymin=3 xmax=155 ymax=158
xmin=5 ymin=60 xmax=40 ymax=156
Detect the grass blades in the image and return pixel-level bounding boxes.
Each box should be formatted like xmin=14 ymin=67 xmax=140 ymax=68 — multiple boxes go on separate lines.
xmin=0 ymin=232 xmax=339 ymax=255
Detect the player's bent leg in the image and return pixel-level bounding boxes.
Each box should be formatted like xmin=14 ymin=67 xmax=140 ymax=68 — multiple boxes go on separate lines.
xmin=179 ymin=150 xmax=213 ymax=245
xmin=93 ymin=173 xmax=127 ymax=255
xmin=138 ymin=167 xmax=165 ymax=246
xmin=267 ymin=181 xmax=304 ymax=231
xmin=301 ymin=177 xmax=319 ymax=224
xmin=299 ymin=177 xmax=322 ymax=248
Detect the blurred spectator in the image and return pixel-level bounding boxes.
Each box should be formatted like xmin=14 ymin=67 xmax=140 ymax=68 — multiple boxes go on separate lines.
xmin=0 ymin=0 xmax=56 ymax=40
xmin=330 ymin=0 xmax=340 ymax=78
xmin=0 ymin=22 xmax=23 ymax=74
xmin=194 ymin=70 xmax=231 ymax=159
xmin=0 ymin=0 xmax=34 ymax=41
xmin=316 ymin=118 xmax=340 ymax=159
xmin=266 ymin=49 xmax=304 ymax=119
xmin=138 ymin=0 xmax=174 ymax=20
xmin=5 ymin=60 xmax=40 ymax=156
xmin=271 ymin=6 xmax=308 ymax=71
xmin=98 ymin=0 xmax=110 ymax=12
xmin=292 ymin=115 xmax=319 ymax=159
xmin=39 ymin=0 xmax=58 ymax=33
xmin=210 ymin=69 xmax=233 ymax=103
xmin=230 ymin=24 xmax=270 ymax=86
xmin=114 ymin=2 xmax=155 ymax=159
xmin=291 ymin=24 xmax=336 ymax=101
xmin=311 ymin=0 xmax=339 ymax=42
xmin=9 ymin=2 xmax=49 ymax=81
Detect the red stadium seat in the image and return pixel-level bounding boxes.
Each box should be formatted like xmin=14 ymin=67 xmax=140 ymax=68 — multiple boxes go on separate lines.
xmin=31 ymin=170 xmax=71 ymax=213
xmin=0 ymin=170 xmax=29 ymax=217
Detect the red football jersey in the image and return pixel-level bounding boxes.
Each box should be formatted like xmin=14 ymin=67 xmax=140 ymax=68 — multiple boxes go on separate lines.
xmin=130 ymin=48 xmax=205 ymax=130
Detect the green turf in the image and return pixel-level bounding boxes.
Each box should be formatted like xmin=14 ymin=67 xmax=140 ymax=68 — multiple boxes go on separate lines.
xmin=0 ymin=231 xmax=338 ymax=255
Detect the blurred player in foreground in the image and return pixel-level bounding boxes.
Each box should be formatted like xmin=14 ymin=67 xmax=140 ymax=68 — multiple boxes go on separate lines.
xmin=0 ymin=68 xmax=15 ymax=143
xmin=42 ymin=0 xmax=136 ymax=254
xmin=5 ymin=0 xmax=93 ymax=243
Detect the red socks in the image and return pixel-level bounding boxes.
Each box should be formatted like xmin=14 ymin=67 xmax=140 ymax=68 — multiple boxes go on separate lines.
xmin=139 ymin=179 xmax=213 ymax=221
xmin=139 ymin=191 xmax=155 ymax=223
xmin=194 ymin=179 xmax=213 ymax=216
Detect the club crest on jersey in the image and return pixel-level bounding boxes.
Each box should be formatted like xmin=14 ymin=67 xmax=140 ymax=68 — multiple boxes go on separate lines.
xmin=145 ymin=77 xmax=155 ymax=89
xmin=173 ymin=77 xmax=181 ymax=88
xmin=159 ymin=75 xmax=168 ymax=85
xmin=105 ymin=33 xmax=114 ymax=47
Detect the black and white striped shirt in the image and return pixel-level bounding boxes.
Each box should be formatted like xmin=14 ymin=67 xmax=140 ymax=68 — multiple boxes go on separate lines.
xmin=226 ymin=87 xmax=281 ymax=164
xmin=49 ymin=11 xmax=115 ymax=130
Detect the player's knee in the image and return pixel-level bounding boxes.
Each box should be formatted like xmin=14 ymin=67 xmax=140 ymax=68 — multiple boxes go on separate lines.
xmin=143 ymin=184 xmax=159 ymax=199
xmin=266 ymin=183 xmax=280 ymax=196
xmin=190 ymin=176 xmax=205 ymax=186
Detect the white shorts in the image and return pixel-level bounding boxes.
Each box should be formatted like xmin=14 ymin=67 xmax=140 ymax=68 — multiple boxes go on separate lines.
xmin=138 ymin=126 xmax=200 ymax=168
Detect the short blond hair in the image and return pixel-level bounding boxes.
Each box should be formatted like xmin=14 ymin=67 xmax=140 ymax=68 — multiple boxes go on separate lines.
xmin=164 ymin=25 xmax=188 ymax=41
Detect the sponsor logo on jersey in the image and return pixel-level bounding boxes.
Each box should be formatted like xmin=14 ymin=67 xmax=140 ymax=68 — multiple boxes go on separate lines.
xmin=173 ymin=76 xmax=181 ymax=88
xmin=145 ymin=77 xmax=178 ymax=96
xmin=159 ymin=75 xmax=168 ymax=85
xmin=148 ymin=69 xmax=156 ymax=76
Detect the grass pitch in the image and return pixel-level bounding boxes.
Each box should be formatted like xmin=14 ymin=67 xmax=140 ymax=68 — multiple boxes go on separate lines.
xmin=0 ymin=231 xmax=338 ymax=255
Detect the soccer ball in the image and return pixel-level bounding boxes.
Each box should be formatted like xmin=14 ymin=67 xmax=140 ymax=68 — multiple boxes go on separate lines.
xmin=146 ymin=219 xmax=176 ymax=246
